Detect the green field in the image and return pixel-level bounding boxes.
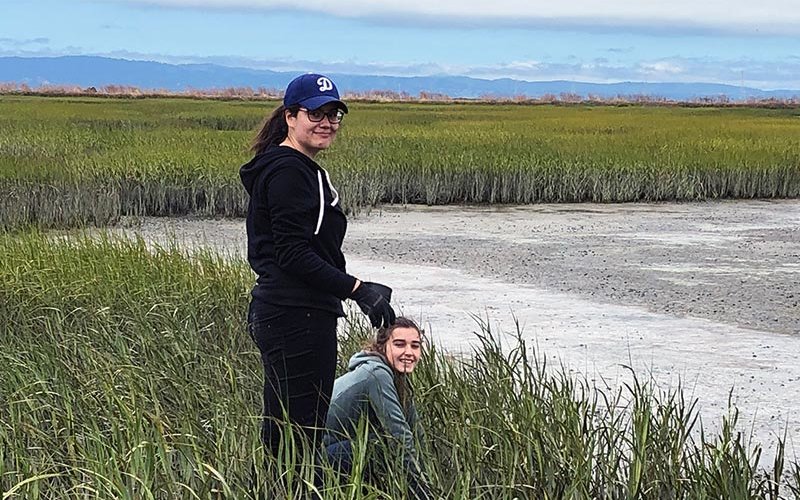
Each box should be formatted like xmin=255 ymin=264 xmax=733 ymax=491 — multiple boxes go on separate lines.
xmin=2 ymin=232 xmax=798 ymax=499
xmin=3 ymin=96 xmax=800 ymax=497
xmin=1 ymin=95 xmax=799 ymax=228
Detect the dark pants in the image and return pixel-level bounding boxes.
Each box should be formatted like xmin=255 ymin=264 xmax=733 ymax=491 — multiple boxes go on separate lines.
xmin=325 ymin=439 xmax=391 ymax=482
xmin=325 ymin=440 xmax=354 ymax=475
xmin=326 ymin=440 xmax=432 ymax=500
xmin=248 ymin=301 xmax=338 ymax=457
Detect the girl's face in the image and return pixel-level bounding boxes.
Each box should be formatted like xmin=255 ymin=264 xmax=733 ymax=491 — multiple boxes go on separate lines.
xmin=284 ymin=103 xmax=341 ymax=158
xmin=384 ymin=327 xmax=422 ymax=374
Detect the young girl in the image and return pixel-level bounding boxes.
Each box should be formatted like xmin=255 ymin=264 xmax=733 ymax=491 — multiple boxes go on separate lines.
xmin=324 ymin=317 xmax=432 ymax=499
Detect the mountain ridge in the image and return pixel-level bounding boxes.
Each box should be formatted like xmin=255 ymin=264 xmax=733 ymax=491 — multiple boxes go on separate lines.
xmin=2 ymin=55 xmax=798 ymax=101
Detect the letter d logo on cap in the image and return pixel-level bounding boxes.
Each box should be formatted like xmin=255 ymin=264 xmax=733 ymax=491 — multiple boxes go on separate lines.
xmin=317 ymin=77 xmax=334 ymax=92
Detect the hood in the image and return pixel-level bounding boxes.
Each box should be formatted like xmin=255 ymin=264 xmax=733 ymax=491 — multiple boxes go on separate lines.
xmin=347 ymin=350 xmax=391 ymax=373
xmin=239 ymin=145 xmax=312 ymax=195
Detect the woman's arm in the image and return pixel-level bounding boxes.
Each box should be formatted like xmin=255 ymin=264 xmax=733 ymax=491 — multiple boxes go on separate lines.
xmin=266 ymin=165 xmax=357 ymax=299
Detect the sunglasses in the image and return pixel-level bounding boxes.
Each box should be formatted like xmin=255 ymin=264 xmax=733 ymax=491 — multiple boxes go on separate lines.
xmin=300 ymin=108 xmax=345 ymax=124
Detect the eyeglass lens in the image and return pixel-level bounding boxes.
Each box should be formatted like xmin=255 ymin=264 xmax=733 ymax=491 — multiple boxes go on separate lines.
xmin=305 ymin=109 xmax=344 ymax=123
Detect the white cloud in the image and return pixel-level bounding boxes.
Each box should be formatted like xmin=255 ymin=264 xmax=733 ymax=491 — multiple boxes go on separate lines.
xmin=639 ymin=61 xmax=685 ymax=75
xmin=447 ymin=56 xmax=800 ymax=89
xmin=6 ymin=44 xmax=799 ymax=90
xmin=111 ymin=0 xmax=800 ymax=36
xmin=120 ymin=51 xmax=800 ymax=89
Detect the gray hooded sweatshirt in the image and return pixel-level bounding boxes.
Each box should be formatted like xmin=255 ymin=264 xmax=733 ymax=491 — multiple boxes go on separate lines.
xmin=324 ymin=351 xmax=429 ymax=494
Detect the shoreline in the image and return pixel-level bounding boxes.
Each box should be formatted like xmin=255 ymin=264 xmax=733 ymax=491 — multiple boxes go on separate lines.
xmin=106 ymin=199 xmax=800 ymax=466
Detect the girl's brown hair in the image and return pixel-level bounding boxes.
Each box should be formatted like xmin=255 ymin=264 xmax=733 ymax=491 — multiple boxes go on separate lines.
xmin=250 ymin=104 xmax=300 ymax=155
xmin=365 ymin=316 xmax=423 ymax=414
xmin=365 ymin=316 xmax=423 ymax=355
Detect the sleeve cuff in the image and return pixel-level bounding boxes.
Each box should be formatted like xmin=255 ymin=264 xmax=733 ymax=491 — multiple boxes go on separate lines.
xmin=335 ymin=274 xmax=359 ymax=300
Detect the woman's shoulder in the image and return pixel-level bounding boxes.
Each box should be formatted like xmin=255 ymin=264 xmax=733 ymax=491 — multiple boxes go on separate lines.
xmin=251 ymin=148 xmax=319 ymax=193
xmin=259 ymin=146 xmax=308 ymax=170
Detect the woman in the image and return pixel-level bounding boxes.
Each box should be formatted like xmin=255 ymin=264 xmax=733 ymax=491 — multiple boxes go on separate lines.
xmin=324 ymin=317 xmax=432 ymax=499
xmin=239 ymin=73 xmax=396 ymax=457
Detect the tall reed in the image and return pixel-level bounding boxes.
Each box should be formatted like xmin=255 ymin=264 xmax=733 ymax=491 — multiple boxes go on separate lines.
xmin=0 ymin=231 xmax=797 ymax=498
xmin=1 ymin=96 xmax=799 ymax=229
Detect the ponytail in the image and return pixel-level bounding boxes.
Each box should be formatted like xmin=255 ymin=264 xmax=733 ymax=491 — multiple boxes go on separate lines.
xmin=251 ymin=104 xmax=299 ymax=155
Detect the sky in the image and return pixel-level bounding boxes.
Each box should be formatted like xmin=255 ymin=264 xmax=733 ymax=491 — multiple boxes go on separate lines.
xmin=2 ymin=0 xmax=800 ymax=90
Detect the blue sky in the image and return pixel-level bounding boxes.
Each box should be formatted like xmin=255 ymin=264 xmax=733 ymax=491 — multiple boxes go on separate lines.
xmin=2 ymin=0 xmax=800 ymax=89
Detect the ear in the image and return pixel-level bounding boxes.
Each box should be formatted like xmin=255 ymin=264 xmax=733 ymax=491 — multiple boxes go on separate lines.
xmin=284 ymin=109 xmax=297 ymax=128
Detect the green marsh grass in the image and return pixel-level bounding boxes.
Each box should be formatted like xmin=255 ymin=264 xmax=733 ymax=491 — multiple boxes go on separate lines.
xmin=1 ymin=231 xmax=798 ymax=498
xmin=1 ymin=96 xmax=799 ymax=228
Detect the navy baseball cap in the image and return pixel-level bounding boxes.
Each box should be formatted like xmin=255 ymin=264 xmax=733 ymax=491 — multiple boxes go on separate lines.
xmin=283 ymin=73 xmax=348 ymax=113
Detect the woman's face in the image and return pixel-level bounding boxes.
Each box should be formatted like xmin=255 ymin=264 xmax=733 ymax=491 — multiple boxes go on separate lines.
xmin=384 ymin=327 xmax=422 ymax=374
xmin=284 ymin=103 xmax=342 ymax=158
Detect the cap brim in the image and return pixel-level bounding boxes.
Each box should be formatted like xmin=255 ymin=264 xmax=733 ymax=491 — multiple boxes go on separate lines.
xmin=299 ymin=96 xmax=348 ymax=113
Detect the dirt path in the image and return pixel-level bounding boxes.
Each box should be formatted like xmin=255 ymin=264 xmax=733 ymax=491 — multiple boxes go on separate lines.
xmin=113 ymin=199 xmax=800 ymax=466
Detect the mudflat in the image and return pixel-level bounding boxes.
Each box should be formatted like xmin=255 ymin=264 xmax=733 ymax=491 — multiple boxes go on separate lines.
xmin=115 ymin=199 xmax=800 ymax=465
xmin=345 ymin=200 xmax=799 ymax=335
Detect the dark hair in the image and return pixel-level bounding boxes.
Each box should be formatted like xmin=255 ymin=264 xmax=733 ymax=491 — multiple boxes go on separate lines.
xmin=366 ymin=316 xmax=423 ymax=355
xmin=250 ymin=104 xmax=300 ymax=155
xmin=365 ymin=316 xmax=423 ymax=414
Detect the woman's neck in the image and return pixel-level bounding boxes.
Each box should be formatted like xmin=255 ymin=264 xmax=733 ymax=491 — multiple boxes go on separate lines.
xmin=279 ymin=138 xmax=316 ymax=159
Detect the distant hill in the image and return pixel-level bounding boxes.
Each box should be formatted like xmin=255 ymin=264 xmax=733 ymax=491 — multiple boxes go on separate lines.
xmin=1 ymin=55 xmax=798 ymax=101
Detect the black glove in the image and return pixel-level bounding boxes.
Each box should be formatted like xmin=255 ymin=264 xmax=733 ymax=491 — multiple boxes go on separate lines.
xmin=350 ymin=281 xmax=396 ymax=328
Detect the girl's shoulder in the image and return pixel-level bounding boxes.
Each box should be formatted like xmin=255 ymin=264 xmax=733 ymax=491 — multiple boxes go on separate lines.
xmin=348 ymin=353 xmax=394 ymax=383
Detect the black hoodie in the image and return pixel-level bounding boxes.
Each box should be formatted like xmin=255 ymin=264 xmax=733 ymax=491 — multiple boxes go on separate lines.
xmin=240 ymin=145 xmax=357 ymax=316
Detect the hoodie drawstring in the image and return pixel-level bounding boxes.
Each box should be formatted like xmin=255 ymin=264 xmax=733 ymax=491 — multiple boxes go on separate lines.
xmin=314 ymin=168 xmax=340 ymax=236
xmin=322 ymin=168 xmax=340 ymax=207
xmin=314 ymin=171 xmax=325 ymax=235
